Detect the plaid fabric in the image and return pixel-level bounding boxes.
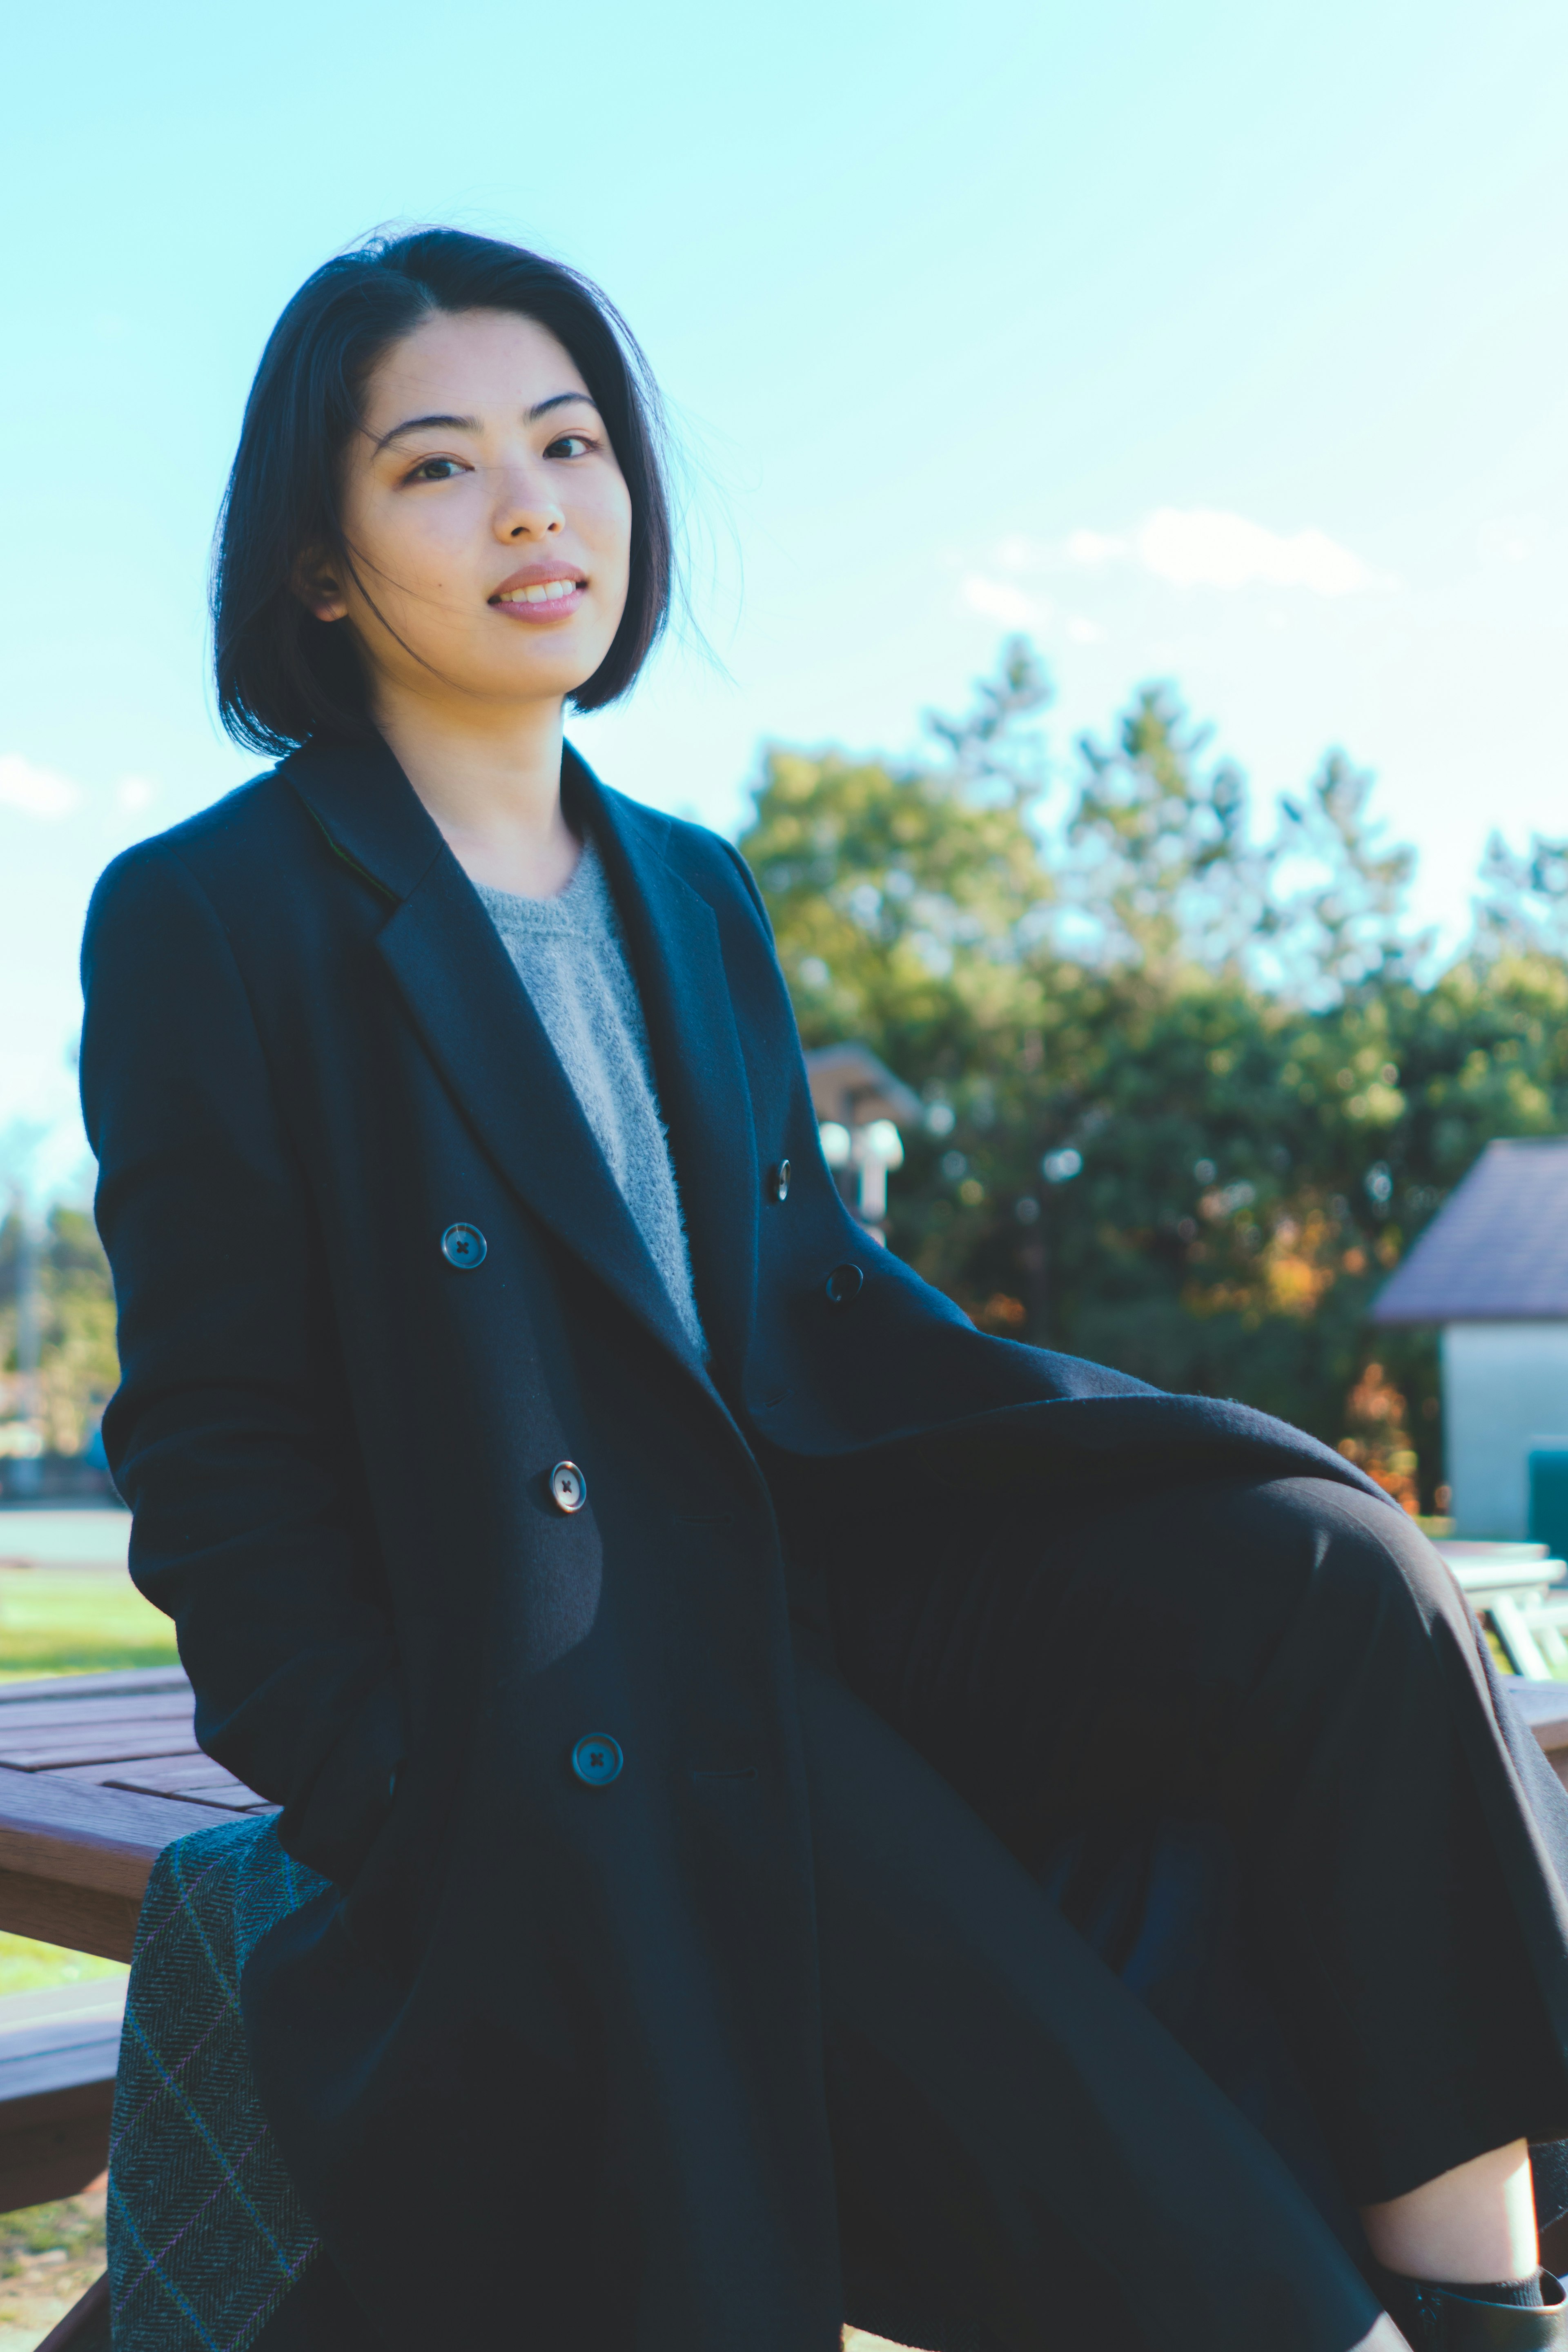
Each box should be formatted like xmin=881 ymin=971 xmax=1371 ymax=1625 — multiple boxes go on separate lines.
xmin=108 ymin=1817 xmax=328 ymax=2352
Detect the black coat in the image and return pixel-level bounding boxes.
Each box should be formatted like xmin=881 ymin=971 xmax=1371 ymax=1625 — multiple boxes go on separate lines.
xmin=80 ymin=737 xmax=1385 ymax=2348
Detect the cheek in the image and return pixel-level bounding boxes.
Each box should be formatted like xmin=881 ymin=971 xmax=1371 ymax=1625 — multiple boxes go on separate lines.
xmin=346 ymin=488 xmax=466 ymax=601
xmin=584 ymin=476 xmax=634 ymax=575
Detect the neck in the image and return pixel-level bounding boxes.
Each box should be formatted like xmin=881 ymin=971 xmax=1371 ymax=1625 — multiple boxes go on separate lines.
xmin=370 ymin=682 xmax=580 ymax=899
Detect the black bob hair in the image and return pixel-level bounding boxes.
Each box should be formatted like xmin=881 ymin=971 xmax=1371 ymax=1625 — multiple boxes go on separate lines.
xmin=213 ymin=229 xmax=673 ymax=755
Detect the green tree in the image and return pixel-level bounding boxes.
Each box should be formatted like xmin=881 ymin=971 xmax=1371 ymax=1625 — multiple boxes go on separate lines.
xmin=1270 ymin=749 xmax=1421 ymax=999
xmin=1058 ymin=684 xmax=1270 ymax=976
xmin=738 ymin=643 xmax=1568 ymax=1512
xmin=1473 ymin=830 xmax=1568 ymax=960
xmin=739 ymin=637 xmax=1057 ymax=1084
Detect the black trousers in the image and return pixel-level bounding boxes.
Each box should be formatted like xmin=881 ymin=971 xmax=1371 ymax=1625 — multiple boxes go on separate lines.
xmin=820 ymin=1469 xmax=1568 ymax=2350
xmin=261 ymin=1472 xmax=1568 ymax=2352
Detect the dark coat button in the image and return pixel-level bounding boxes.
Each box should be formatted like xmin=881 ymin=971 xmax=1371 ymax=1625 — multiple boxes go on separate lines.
xmin=571 ymin=1733 xmax=624 ymax=1785
xmin=825 ymin=1263 xmax=863 ymax=1307
xmin=769 ymin=1160 xmax=791 ymax=1204
xmin=441 ymin=1223 xmax=486 ymax=1269
xmin=549 ymin=1460 xmax=588 ymax=1514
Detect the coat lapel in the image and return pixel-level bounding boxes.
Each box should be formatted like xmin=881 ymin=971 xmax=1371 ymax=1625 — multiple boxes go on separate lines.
xmin=281 ymin=736 xmax=715 ymax=1392
xmin=567 ymin=751 xmax=761 ymax=1395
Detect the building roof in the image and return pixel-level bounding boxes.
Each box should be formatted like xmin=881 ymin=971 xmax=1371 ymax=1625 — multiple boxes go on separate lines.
xmin=802 ymin=1042 xmax=921 ymax=1129
xmin=1373 ymin=1137 xmax=1568 ymax=1324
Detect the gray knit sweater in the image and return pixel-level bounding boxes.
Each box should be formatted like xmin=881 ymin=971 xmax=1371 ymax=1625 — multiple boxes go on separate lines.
xmin=475 ymin=839 xmax=705 ymax=1357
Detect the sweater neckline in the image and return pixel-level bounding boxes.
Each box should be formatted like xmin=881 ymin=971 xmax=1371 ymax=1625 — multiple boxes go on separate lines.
xmin=472 ymin=834 xmax=603 ymax=931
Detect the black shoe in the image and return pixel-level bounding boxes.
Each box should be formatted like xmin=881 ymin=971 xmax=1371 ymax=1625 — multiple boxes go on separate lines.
xmin=1381 ymin=2271 xmax=1568 ymax=2349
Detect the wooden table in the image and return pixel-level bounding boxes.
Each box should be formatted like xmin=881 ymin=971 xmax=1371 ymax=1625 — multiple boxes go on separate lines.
xmin=0 ymin=1668 xmax=278 ymax=2230
xmin=0 ymin=1667 xmax=275 ymax=1966
xmin=0 ymin=1662 xmax=1565 ymax=1968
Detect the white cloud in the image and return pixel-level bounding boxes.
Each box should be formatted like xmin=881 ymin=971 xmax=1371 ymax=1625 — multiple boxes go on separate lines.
xmin=0 ymin=755 xmax=80 ymax=820
xmin=1135 ymin=508 xmax=1378 ymax=594
xmin=959 ymin=509 xmax=1381 ymax=638
xmin=1065 ymin=508 xmax=1379 ymax=596
xmin=961 ymin=575 xmax=1049 ymax=628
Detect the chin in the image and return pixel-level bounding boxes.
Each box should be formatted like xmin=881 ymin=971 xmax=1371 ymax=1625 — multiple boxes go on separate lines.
xmin=500 ymin=661 xmax=600 ymax=704
xmin=495 ymin=644 xmax=613 ymax=701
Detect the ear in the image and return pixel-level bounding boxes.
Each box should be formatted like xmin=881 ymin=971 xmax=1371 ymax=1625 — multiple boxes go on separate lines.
xmin=294 ymin=551 xmax=349 ymax=623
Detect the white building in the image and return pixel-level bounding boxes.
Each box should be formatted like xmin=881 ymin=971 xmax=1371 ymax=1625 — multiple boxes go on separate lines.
xmin=1374 ymin=1138 xmax=1568 ymax=1537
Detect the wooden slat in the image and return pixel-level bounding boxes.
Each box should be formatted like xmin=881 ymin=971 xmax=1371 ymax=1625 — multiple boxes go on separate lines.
xmin=0 ymin=2020 xmax=124 ymax=2105
xmin=0 ymin=1727 xmax=199 ymax=1771
xmin=0 ymin=2078 xmax=115 ymax=2213
xmin=0 ymin=1993 xmax=124 ymax=2105
xmin=107 ymin=1784 xmax=272 ymax=1814
xmin=0 ymin=1694 xmax=194 ymax=1731
xmin=49 ymin=1756 xmax=237 ymax=1793
xmin=0 ymin=1869 xmax=143 ymax=1965
xmin=0 ymin=1668 xmax=189 ymax=1704
xmin=51 ymin=1759 xmax=270 ymax=1813
xmin=0 ymin=1763 xmax=222 ymax=1898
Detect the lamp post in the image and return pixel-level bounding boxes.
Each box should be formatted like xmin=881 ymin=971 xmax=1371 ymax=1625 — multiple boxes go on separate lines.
xmin=804 ymin=1043 xmax=921 ymax=1245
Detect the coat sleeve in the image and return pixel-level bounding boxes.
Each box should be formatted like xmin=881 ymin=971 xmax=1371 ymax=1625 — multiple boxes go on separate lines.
xmin=81 ymin=842 xmax=403 ymax=1883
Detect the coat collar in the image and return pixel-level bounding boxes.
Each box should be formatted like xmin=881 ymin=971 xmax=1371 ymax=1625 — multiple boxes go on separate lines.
xmin=280 ymin=732 xmax=758 ymax=1405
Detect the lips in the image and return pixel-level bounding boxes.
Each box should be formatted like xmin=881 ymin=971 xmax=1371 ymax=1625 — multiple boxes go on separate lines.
xmin=490 ymin=564 xmax=586 ymax=620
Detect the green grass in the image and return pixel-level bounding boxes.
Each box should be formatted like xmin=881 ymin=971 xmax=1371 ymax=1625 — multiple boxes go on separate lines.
xmin=0 ymin=1936 xmax=126 ymax=1998
xmin=0 ymin=2198 xmax=104 ymax=2267
xmin=0 ymin=1570 xmax=178 ymax=1681
xmin=0 ymin=2192 xmax=107 ymax=2329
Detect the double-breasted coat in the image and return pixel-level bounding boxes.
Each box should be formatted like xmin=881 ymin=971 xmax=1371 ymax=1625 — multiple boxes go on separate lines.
xmin=81 ymin=736 xmax=1399 ymax=2348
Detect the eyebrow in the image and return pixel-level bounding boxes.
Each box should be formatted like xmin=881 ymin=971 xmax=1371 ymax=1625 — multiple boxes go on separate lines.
xmin=371 ymin=391 xmax=599 ymax=456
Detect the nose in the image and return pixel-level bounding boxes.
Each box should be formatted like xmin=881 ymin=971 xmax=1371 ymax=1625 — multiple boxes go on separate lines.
xmin=493 ymin=461 xmax=564 ymax=543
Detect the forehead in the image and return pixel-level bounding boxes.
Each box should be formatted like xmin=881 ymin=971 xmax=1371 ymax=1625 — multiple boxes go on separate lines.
xmin=362 ymin=308 xmax=588 ymax=426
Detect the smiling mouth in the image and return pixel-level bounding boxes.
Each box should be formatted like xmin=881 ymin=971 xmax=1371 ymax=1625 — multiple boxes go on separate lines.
xmin=493 ymin=579 xmax=584 ymax=606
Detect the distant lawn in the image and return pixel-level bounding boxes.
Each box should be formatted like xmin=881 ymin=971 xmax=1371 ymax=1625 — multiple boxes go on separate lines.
xmin=0 ymin=1933 xmax=126 ymax=1997
xmin=0 ymin=1569 xmax=178 ymax=1681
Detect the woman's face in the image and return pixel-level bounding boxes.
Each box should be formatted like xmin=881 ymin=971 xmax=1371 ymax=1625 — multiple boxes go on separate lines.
xmin=305 ymin=307 xmax=633 ymax=715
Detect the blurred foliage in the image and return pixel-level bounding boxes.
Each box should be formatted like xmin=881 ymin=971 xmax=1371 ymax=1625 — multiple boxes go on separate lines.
xmin=739 ymin=639 xmax=1568 ymax=1513
xmin=0 ymin=1205 xmax=117 ymax=1455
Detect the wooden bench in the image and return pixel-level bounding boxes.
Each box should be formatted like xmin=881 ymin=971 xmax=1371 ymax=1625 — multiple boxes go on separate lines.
xmin=0 ymin=1666 xmax=275 ymax=2239
xmin=0 ymin=1666 xmax=275 ymax=1966
xmin=0 ymin=1981 xmax=126 ymax=2212
xmin=4 ymin=1664 xmax=1568 ymax=2347
xmin=1498 ymin=1679 xmax=1568 ymax=1793
xmin=1440 ymin=1544 xmax=1568 ymax=1679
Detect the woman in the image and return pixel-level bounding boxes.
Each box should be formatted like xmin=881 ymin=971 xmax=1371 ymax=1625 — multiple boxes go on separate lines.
xmin=80 ymin=229 xmax=1568 ymax=2352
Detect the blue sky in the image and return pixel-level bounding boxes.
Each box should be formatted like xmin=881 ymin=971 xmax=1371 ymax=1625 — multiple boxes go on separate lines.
xmin=3 ymin=0 xmax=1565 ymax=1189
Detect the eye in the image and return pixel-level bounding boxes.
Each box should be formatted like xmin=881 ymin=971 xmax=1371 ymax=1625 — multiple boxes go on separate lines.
xmin=544 ymin=432 xmax=594 ymax=460
xmin=405 ymin=455 xmax=467 ymax=483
